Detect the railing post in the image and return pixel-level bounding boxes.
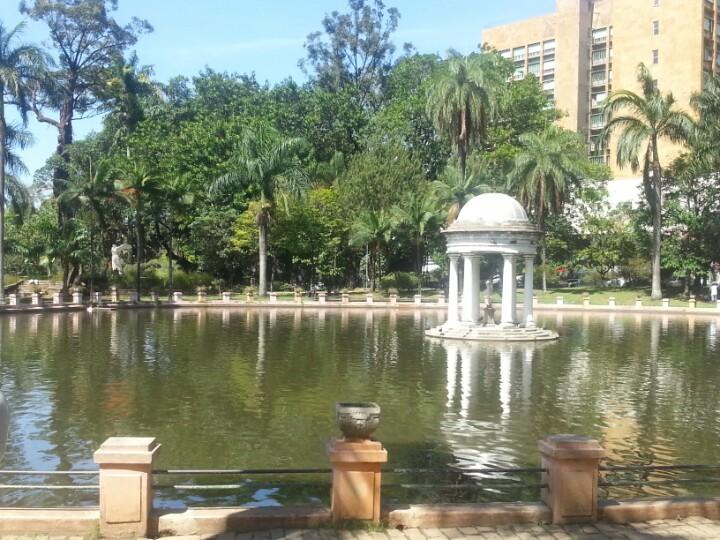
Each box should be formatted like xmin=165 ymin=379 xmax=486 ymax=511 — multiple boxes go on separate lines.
xmin=538 ymin=435 xmax=604 ymax=524
xmin=328 ymin=438 xmax=387 ymax=524
xmin=94 ymin=437 xmax=160 ymax=539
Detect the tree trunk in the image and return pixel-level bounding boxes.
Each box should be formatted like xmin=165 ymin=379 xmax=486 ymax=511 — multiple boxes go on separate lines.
xmin=258 ymin=217 xmax=268 ymax=296
xmin=650 ymin=142 xmax=663 ymax=300
xmin=0 ymin=99 xmax=6 ymax=303
xmin=541 ymin=242 xmax=548 ymax=292
xmin=135 ymin=206 xmax=143 ymax=298
xmin=416 ymin=236 xmax=422 ymax=295
xmin=168 ymin=235 xmax=174 ymax=297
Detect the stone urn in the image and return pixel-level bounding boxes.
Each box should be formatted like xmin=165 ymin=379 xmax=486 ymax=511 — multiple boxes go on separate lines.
xmin=0 ymin=391 xmax=8 ymax=461
xmin=336 ymin=402 xmax=381 ymax=441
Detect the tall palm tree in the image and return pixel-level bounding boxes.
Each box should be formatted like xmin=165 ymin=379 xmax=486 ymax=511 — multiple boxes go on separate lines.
xmin=349 ymin=209 xmax=393 ymax=292
xmin=116 ymin=162 xmax=160 ymax=297
xmin=602 ymin=63 xmax=693 ymax=299
xmin=431 ymin=165 xmax=490 ymax=224
xmin=210 ymin=124 xmax=308 ymax=296
xmin=425 ymin=52 xmax=504 ymax=181
xmin=58 ymin=160 xmax=114 ymax=296
xmin=3 ymin=122 xmax=32 ymax=221
xmin=0 ymin=21 xmax=45 ymax=301
xmin=508 ymin=126 xmax=589 ymax=291
xmin=392 ymin=188 xmax=439 ymax=294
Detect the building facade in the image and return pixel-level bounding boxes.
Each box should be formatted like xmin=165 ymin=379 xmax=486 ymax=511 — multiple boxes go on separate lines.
xmin=483 ymin=0 xmax=712 ymax=196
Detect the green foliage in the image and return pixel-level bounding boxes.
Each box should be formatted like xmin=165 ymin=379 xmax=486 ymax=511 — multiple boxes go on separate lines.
xmin=379 ymin=271 xmax=417 ymax=293
xmin=576 ymin=214 xmax=635 ymax=282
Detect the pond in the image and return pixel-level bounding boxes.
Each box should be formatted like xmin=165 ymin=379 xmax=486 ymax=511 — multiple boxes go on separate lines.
xmin=0 ymin=308 xmax=718 ymax=508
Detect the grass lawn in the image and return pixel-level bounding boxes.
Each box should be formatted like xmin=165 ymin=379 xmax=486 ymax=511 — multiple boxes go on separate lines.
xmin=532 ymin=286 xmax=716 ymax=308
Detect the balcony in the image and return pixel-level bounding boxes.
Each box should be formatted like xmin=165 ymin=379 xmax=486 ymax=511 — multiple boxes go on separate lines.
xmin=543 ymin=48 xmax=555 ymax=57
xmin=592 ymin=56 xmax=607 ymax=66
xmin=591 ymin=77 xmax=607 ymax=88
xmin=592 ymin=35 xmax=608 ymax=45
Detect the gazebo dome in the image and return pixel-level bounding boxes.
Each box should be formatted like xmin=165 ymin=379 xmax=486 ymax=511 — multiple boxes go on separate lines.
xmin=455 ymin=193 xmax=530 ymax=227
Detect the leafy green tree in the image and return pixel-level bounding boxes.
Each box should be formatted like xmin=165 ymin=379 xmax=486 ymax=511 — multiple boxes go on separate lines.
xmin=507 ymin=126 xmax=591 ymax=291
xmin=601 ymin=63 xmax=693 ymax=299
xmin=20 ymin=0 xmax=151 ymax=221
xmin=0 ymin=20 xmax=44 ymax=300
xmin=431 ymin=166 xmax=490 ymax=224
xmin=392 ymin=187 xmax=439 ymax=293
xmin=210 ymin=123 xmax=308 ymax=296
xmin=577 ymin=214 xmax=634 ymax=283
xmin=425 ymin=51 xmax=508 ymax=181
xmin=115 ymin=161 xmax=160 ymax=295
xmin=349 ymin=209 xmax=393 ymax=291
xmin=300 ymin=0 xmax=402 ymax=108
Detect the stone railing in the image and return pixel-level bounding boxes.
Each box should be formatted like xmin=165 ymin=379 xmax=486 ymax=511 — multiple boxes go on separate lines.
xmin=0 ymin=430 xmax=718 ymax=537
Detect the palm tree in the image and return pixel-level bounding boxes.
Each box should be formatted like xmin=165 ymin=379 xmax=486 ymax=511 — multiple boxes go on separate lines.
xmin=392 ymin=188 xmax=439 ymax=294
xmin=3 ymin=122 xmax=32 ymax=221
xmin=431 ymin=165 xmax=490 ymax=224
xmin=349 ymin=209 xmax=393 ymax=292
xmin=425 ymin=52 xmax=504 ymax=181
xmin=210 ymin=123 xmax=308 ymax=296
xmin=58 ymin=160 xmax=114 ymax=296
xmin=602 ymin=63 xmax=693 ymax=299
xmin=116 ymin=162 xmax=160 ymax=297
xmin=508 ymin=126 xmax=589 ymax=291
xmin=0 ymin=21 xmax=45 ymax=301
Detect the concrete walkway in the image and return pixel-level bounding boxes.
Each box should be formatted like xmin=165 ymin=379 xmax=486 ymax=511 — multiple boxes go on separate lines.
xmin=152 ymin=519 xmax=720 ymax=539
xmin=3 ymin=518 xmax=720 ymax=539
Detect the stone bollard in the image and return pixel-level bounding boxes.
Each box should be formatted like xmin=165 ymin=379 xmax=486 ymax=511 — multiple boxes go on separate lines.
xmin=318 ymin=291 xmax=327 ymax=304
xmin=328 ymin=438 xmax=387 ymax=524
xmin=533 ymin=295 xmax=539 ymax=307
xmin=53 ymin=292 xmax=64 ymax=305
xmin=437 ymin=296 xmax=446 ymax=305
xmin=221 ymin=291 xmax=232 ymax=302
xmin=269 ymin=292 xmax=278 ymax=304
xmin=389 ymin=294 xmax=397 ymax=305
xmin=31 ymin=293 xmax=42 ymax=306
xmin=583 ymin=296 xmax=590 ymax=307
xmin=150 ymin=291 xmax=159 ymax=304
xmin=294 ymin=292 xmax=304 ymax=305
xmin=556 ymin=296 xmax=564 ymax=306
xmin=414 ymin=294 xmax=422 ymax=305
xmin=196 ymin=291 xmax=207 ymax=303
xmin=92 ymin=292 xmax=103 ymax=305
xmin=172 ymin=291 xmax=183 ymax=303
xmin=245 ymin=293 xmax=254 ymax=303
xmin=72 ymin=291 xmax=83 ymax=305
xmin=689 ymin=295 xmax=696 ymax=309
xmin=110 ymin=287 xmax=120 ymax=303
xmin=608 ymin=297 xmax=616 ymax=308
xmin=94 ymin=437 xmax=160 ymax=539
xmin=538 ymin=435 xmax=604 ymax=524
xmin=366 ymin=293 xmax=374 ymax=305
xmin=341 ymin=293 xmax=350 ymax=304
xmin=128 ymin=291 xmax=139 ymax=304
xmin=662 ymin=298 xmax=670 ymax=309
xmin=7 ymin=294 xmax=19 ymax=306
xmin=635 ymin=297 xmax=643 ymax=308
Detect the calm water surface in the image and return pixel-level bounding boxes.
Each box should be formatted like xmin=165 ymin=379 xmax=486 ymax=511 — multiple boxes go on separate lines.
xmin=0 ymin=308 xmax=719 ymax=507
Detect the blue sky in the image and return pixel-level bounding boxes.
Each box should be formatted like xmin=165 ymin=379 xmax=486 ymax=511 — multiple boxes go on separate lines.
xmin=3 ymin=0 xmax=556 ymax=181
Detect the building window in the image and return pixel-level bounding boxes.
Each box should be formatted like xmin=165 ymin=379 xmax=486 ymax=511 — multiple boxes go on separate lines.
xmin=543 ymin=39 xmax=556 ymax=56
xmin=528 ymin=61 xmax=540 ymax=76
xmin=653 ymin=21 xmax=660 ymax=35
xmin=513 ymin=46 xmax=525 ymax=62
xmin=705 ymin=18 xmax=714 ymax=32
xmin=652 ymin=49 xmax=659 ymax=64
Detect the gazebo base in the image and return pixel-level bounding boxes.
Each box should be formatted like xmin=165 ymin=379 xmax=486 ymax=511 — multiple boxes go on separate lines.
xmin=426 ymin=322 xmax=558 ymax=342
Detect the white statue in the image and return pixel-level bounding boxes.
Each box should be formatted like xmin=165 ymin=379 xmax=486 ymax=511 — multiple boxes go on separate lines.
xmin=111 ymin=243 xmax=132 ymax=274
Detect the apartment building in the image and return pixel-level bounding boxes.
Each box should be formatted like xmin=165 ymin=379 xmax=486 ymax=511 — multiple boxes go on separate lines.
xmin=483 ymin=0 xmax=713 ymax=200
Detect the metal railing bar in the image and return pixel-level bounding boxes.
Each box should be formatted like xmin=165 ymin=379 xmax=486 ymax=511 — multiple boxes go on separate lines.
xmin=0 ymin=484 xmax=99 ymax=490
xmin=153 ymin=468 xmax=331 ymax=475
xmin=153 ymin=466 xmax=545 ymax=476
xmin=155 ymin=483 xmax=325 ymax=491
xmin=385 ymin=483 xmax=548 ymax=490
xmin=599 ymin=478 xmax=720 ymax=487
xmin=600 ymin=464 xmax=720 ymax=472
xmin=0 ymin=470 xmax=98 ymax=476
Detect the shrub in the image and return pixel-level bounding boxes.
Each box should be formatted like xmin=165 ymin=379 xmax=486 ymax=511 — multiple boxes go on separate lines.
xmin=380 ymin=272 xmax=418 ymax=293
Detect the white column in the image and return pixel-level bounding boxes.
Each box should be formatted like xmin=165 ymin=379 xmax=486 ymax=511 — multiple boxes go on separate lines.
xmin=501 ymin=254 xmax=517 ymax=326
xmin=462 ymin=255 xmax=481 ymax=323
xmin=461 ymin=256 xmax=472 ymax=322
xmin=523 ymin=255 xmax=535 ymax=327
xmin=447 ymin=254 xmax=460 ymax=324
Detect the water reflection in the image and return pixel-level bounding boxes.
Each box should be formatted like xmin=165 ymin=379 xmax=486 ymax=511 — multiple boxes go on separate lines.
xmin=0 ymin=309 xmax=718 ymax=506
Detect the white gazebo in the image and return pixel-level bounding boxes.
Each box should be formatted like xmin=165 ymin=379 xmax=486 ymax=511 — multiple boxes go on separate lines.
xmin=426 ymin=193 xmax=558 ymax=342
